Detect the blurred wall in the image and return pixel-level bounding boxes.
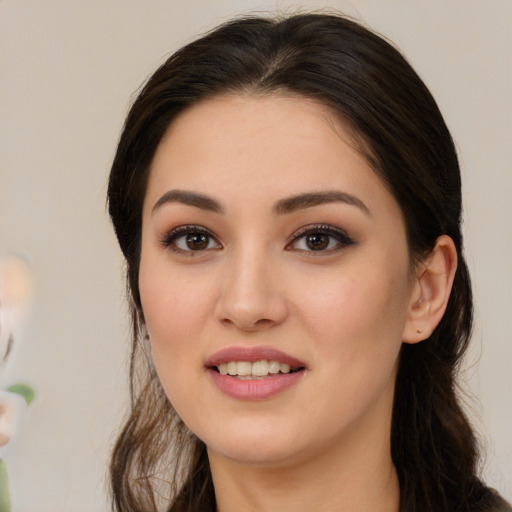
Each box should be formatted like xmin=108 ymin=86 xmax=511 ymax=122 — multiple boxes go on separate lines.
xmin=0 ymin=1 xmax=510 ymax=510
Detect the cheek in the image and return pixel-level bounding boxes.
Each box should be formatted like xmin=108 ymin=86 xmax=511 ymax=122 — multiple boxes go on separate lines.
xmin=138 ymin=257 xmax=212 ymax=363
xmin=295 ymin=262 xmax=410 ymax=364
xmin=139 ymin=269 xmax=210 ymax=410
xmin=295 ymin=267 xmax=409 ymax=426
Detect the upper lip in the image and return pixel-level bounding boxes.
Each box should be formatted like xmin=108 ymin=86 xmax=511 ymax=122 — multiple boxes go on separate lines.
xmin=205 ymin=346 xmax=307 ymax=369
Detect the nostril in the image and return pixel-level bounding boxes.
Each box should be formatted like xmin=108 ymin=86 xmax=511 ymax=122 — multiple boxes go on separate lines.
xmin=220 ymin=317 xmax=272 ymax=332
xmin=255 ymin=318 xmax=275 ymax=326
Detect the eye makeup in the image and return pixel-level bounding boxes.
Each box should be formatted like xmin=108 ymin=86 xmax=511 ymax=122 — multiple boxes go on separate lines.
xmin=160 ymin=224 xmax=221 ymax=254
xmin=286 ymin=224 xmax=355 ymax=254
xmin=159 ymin=221 xmax=355 ymax=258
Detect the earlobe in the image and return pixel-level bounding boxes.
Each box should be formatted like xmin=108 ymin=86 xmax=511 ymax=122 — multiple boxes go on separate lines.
xmin=402 ymin=235 xmax=458 ymax=344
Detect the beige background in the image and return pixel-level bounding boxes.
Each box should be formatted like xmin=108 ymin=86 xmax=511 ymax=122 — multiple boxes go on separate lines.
xmin=0 ymin=0 xmax=510 ymax=510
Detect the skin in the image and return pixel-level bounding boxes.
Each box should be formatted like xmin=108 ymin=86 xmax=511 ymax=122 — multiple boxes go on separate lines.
xmin=139 ymin=93 xmax=456 ymax=512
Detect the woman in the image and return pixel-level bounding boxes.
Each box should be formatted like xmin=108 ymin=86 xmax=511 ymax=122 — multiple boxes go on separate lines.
xmin=107 ymin=13 xmax=511 ymax=512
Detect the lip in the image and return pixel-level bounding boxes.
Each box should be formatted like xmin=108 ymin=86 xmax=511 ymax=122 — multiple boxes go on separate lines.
xmin=205 ymin=346 xmax=306 ymax=368
xmin=205 ymin=346 xmax=307 ymax=401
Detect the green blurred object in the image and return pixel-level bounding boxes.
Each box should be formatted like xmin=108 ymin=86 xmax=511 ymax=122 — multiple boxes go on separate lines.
xmin=0 ymin=459 xmax=11 ymax=512
xmin=6 ymin=383 xmax=35 ymax=405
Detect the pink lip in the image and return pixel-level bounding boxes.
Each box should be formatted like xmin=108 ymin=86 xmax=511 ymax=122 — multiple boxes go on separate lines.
xmin=205 ymin=346 xmax=306 ymax=368
xmin=205 ymin=346 xmax=307 ymax=401
xmin=208 ymin=369 xmax=304 ymax=400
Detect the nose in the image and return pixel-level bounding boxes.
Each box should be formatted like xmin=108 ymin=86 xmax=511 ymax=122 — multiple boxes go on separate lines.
xmin=214 ymin=248 xmax=289 ymax=332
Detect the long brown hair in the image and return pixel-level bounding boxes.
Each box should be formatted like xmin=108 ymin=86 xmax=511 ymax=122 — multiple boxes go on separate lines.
xmin=108 ymin=13 xmax=509 ymax=512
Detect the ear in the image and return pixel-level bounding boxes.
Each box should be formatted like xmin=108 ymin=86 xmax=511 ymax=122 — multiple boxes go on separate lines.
xmin=402 ymin=235 xmax=458 ymax=344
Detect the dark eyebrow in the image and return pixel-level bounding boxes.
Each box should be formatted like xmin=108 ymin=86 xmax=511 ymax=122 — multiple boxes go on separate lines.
xmin=273 ymin=191 xmax=371 ymax=216
xmin=152 ymin=189 xmax=224 ymax=215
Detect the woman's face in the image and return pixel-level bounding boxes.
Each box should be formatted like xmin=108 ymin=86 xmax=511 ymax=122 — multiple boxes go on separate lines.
xmin=139 ymin=94 xmax=418 ymax=467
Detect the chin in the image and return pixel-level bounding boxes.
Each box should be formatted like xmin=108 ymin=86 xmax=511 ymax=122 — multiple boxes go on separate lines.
xmin=197 ymin=418 xmax=319 ymax=468
xmin=208 ymin=439 xmax=302 ymax=467
xmin=184 ymin=416 xmax=282 ymax=460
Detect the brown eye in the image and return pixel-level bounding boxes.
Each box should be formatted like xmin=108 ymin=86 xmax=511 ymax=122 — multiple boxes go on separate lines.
xmin=162 ymin=226 xmax=221 ymax=253
xmin=287 ymin=225 xmax=355 ymax=254
xmin=185 ymin=233 xmax=209 ymax=250
xmin=305 ymin=233 xmax=330 ymax=251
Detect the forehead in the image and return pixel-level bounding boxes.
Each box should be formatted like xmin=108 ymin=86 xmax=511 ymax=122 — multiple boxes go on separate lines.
xmin=154 ymin=92 xmax=360 ymax=161
xmin=144 ymin=93 xmax=397 ymax=217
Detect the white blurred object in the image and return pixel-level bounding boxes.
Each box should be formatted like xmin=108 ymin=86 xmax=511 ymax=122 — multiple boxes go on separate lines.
xmin=0 ymin=391 xmax=28 ymax=457
xmin=0 ymin=256 xmax=34 ymax=363
xmin=0 ymin=256 xmax=36 ymax=511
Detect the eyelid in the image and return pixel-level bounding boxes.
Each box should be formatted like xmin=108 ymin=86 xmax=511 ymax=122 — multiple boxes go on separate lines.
xmin=159 ymin=223 xmax=353 ymax=254
xmin=286 ymin=224 xmax=355 ymax=252
xmin=160 ymin=224 xmax=222 ymax=252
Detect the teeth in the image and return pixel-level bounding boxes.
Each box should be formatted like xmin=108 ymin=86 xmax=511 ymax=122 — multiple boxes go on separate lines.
xmin=237 ymin=362 xmax=252 ymax=376
xmin=280 ymin=363 xmax=291 ymax=373
xmin=252 ymin=360 xmax=269 ymax=376
xmin=216 ymin=360 xmax=297 ymax=378
xmin=268 ymin=360 xmax=280 ymax=374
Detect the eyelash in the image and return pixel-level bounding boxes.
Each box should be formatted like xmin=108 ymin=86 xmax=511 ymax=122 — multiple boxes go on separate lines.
xmin=160 ymin=225 xmax=221 ymax=254
xmin=160 ymin=223 xmax=355 ymax=255
xmin=286 ymin=224 xmax=355 ymax=254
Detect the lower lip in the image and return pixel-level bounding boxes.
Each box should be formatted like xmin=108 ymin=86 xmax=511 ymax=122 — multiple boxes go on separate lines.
xmin=207 ymin=369 xmax=304 ymax=400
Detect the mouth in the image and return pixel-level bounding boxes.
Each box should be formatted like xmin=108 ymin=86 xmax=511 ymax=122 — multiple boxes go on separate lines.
xmin=205 ymin=346 xmax=307 ymax=398
xmin=213 ymin=360 xmax=305 ymax=380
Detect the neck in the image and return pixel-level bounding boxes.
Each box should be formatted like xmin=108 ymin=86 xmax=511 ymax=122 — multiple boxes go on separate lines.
xmin=209 ymin=420 xmax=400 ymax=512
